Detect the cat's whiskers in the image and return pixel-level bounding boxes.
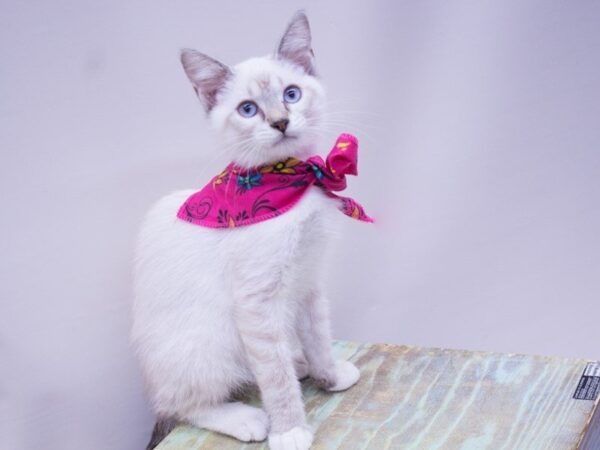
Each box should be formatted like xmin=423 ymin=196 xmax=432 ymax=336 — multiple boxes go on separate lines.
xmin=307 ymin=116 xmax=379 ymax=146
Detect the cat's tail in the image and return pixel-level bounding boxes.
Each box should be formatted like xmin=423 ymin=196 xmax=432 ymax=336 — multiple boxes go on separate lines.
xmin=146 ymin=416 xmax=179 ymax=450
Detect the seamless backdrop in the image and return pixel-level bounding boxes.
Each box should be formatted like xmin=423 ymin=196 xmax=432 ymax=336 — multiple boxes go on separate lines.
xmin=1 ymin=1 xmax=599 ymax=449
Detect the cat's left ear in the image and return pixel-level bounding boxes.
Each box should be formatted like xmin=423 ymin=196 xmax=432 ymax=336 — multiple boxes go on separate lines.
xmin=277 ymin=11 xmax=316 ymax=75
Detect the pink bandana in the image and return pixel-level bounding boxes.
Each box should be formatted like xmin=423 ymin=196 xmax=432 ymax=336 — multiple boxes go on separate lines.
xmin=177 ymin=133 xmax=373 ymax=228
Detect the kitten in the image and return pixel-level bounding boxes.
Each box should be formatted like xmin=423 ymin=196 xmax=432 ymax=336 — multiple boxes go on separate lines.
xmin=131 ymin=12 xmax=360 ymax=450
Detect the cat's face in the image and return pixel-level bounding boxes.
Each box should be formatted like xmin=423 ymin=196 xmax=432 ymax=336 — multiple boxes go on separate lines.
xmin=208 ymin=57 xmax=325 ymax=168
xmin=181 ymin=12 xmax=325 ymax=168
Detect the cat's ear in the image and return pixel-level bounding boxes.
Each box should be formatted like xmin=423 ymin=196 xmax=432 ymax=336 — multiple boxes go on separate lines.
xmin=180 ymin=49 xmax=232 ymax=111
xmin=277 ymin=11 xmax=315 ymax=75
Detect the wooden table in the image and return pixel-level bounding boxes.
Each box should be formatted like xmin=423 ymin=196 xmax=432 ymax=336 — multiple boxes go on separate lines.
xmin=156 ymin=341 xmax=600 ymax=449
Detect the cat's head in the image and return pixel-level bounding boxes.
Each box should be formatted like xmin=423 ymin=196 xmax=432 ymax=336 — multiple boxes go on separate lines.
xmin=181 ymin=12 xmax=325 ymax=168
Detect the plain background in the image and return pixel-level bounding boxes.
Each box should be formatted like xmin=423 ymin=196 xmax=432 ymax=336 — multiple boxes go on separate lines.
xmin=2 ymin=1 xmax=599 ymax=449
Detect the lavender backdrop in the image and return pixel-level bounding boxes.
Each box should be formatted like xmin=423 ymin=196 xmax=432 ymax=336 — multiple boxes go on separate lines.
xmin=2 ymin=1 xmax=599 ymax=449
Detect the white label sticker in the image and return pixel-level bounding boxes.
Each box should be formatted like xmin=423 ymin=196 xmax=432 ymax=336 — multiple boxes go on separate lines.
xmin=583 ymin=362 xmax=600 ymax=377
xmin=574 ymin=362 xmax=600 ymax=401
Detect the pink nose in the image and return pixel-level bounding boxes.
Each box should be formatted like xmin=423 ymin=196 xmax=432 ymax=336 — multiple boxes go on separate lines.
xmin=270 ymin=118 xmax=289 ymax=133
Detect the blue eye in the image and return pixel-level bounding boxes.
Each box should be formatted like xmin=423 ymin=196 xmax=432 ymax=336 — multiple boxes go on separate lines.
xmin=283 ymin=86 xmax=302 ymax=104
xmin=238 ymin=101 xmax=258 ymax=118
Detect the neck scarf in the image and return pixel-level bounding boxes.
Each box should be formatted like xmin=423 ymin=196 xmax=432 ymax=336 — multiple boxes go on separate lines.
xmin=177 ymin=133 xmax=373 ymax=228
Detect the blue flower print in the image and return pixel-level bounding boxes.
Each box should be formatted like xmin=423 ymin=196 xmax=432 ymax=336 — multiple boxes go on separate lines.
xmin=237 ymin=173 xmax=263 ymax=191
xmin=310 ymin=164 xmax=324 ymax=180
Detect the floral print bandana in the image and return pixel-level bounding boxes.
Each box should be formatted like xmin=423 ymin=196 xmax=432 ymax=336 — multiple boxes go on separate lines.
xmin=177 ymin=133 xmax=373 ymax=229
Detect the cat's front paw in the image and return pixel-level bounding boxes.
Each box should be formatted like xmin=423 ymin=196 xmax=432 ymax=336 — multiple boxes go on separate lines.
xmin=268 ymin=426 xmax=313 ymax=450
xmin=228 ymin=404 xmax=269 ymax=442
xmin=327 ymin=360 xmax=360 ymax=392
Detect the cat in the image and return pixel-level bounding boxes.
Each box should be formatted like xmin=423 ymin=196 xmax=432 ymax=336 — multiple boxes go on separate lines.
xmin=131 ymin=12 xmax=361 ymax=450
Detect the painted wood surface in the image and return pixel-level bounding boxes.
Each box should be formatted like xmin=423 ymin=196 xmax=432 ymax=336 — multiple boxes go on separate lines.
xmin=156 ymin=341 xmax=600 ymax=450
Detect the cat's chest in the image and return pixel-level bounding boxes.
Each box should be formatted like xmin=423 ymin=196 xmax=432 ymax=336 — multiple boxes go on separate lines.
xmin=288 ymin=187 xmax=337 ymax=223
xmin=225 ymin=188 xmax=338 ymax=262
xmin=279 ymin=188 xmax=338 ymax=236
xmin=288 ymin=189 xmax=338 ymax=248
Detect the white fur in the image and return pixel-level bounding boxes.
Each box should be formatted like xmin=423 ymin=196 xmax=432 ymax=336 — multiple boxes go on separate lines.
xmin=269 ymin=426 xmax=314 ymax=450
xmin=132 ymin=12 xmax=360 ymax=450
xmin=131 ymin=188 xmax=359 ymax=423
xmin=328 ymin=360 xmax=361 ymax=392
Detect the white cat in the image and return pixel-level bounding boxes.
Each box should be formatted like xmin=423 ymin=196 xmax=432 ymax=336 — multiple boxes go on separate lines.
xmin=131 ymin=12 xmax=360 ymax=450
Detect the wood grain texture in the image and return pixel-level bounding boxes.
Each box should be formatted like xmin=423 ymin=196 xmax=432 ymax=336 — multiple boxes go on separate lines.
xmin=155 ymin=341 xmax=599 ymax=450
xmin=578 ymin=394 xmax=600 ymax=450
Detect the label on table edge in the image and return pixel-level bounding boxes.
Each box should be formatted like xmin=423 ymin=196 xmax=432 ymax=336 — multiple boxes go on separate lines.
xmin=573 ymin=361 xmax=600 ymax=401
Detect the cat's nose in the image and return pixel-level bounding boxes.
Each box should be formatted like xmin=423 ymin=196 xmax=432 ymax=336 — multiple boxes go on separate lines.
xmin=269 ymin=118 xmax=289 ymax=134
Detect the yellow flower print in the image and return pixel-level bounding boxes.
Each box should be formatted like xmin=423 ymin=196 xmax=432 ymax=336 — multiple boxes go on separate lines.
xmin=260 ymin=158 xmax=301 ymax=174
xmin=212 ymin=169 xmax=229 ymax=188
xmin=336 ymin=141 xmax=350 ymax=151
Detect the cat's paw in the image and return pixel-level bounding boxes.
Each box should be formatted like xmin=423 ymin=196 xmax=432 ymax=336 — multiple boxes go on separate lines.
xmin=268 ymin=426 xmax=314 ymax=450
xmin=228 ymin=405 xmax=269 ymax=442
xmin=190 ymin=402 xmax=268 ymax=442
xmin=327 ymin=360 xmax=360 ymax=392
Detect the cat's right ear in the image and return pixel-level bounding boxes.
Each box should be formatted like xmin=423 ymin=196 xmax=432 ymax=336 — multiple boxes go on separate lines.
xmin=277 ymin=11 xmax=316 ymax=75
xmin=180 ymin=49 xmax=232 ymax=112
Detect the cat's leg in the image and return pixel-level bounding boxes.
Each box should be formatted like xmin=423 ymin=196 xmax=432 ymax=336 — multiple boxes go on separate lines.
xmin=171 ymin=345 xmax=269 ymax=442
xmin=289 ymin=328 xmax=310 ymax=380
xmin=234 ymin=290 xmax=314 ymax=450
xmin=293 ymin=352 xmax=310 ymax=380
xmin=183 ymin=402 xmax=269 ymax=442
xmin=297 ymin=290 xmax=360 ymax=392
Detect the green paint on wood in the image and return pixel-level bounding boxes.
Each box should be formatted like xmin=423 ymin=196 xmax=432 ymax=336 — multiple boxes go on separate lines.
xmin=156 ymin=341 xmax=600 ymax=450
